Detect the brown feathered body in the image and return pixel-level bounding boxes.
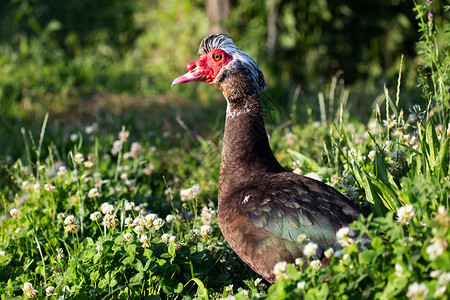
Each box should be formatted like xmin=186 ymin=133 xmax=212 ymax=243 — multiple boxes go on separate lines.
xmin=172 ymin=34 xmax=361 ymax=283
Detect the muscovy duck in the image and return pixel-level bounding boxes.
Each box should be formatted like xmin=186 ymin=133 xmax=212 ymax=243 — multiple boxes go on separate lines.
xmin=172 ymin=33 xmax=361 ymax=283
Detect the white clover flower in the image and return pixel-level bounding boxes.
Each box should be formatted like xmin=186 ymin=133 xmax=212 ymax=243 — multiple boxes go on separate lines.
xmin=438 ymin=272 xmax=450 ymax=285
xmin=303 ymin=242 xmax=318 ymax=258
xmin=0 ymin=250 xmax=6 ymax=257
xmin=430 ymin=269 xmax=441 ymax=278
xmin=180 ymin=184 xmax=201 ymax=202
xmin=139 ymin=234 xmax=149 ymax=248
xmin=118 ymin=129 xmax=130 ymax=142
xmin=297 ymin=281 xmax=306 ymax=289
xmin=100 ymin=203 xmax=114 ymax=215
xmin=337 ymin=227 xmax=354 ymax=247
xmin=133 ymin=215 xmax=144 ymax=227
xmin=139 ymin=234 xmax=148 ymax=243
xmin=426 ymin=237 xmax=448 ymax=260
xmin=56 ymin=248 xmax=64 ymax=259
xmin=125 ymin=217 xmax=134 ymax=227
xmin=189 ymin=228 xmax=200 ymax=237
xmin=10 ymin=208 xmax=19 ymax=219
xmin=21 ymin=181 xmax=30 ymax=189
xmin=111 ymin=140 xmax=123 ymax=156
xmin=33 ymin=183 xmax=41 ymax=192
xmin=70 ymin=133 xmax=79 ymax=142
xmin=23 ymin=282 xmax=38 ymax=299
xmin=437 ymin=205 xmax=449 ymax=215
xmin=368 ymin=150 xmax=376 ymax=161
xmin=145 ymin=213 xmax=157 ymax=222
xmin=295 ymin=257 xmax=304 ymax=266
xmin=434 ymin=286 xmax=447 ymax=298
xmin=179 ymin=189 xmax=191 ymax=202
xmin=200 ymin=225 xmax=212 ymax=237
xmin=164 ymin=187 xmax=173 ymax=197
xmin=96 ymin=245 xmax=103 ymax=257
xmin=88 ymin=188 xmax=100 ymax=199
xmin=200 ymin=207 xmax=216 ymax=225
xmin=143 ymin=162 xmax=155 ymax=175
xmin=310 ymin=259 xmax=322 ymax=270
xmin=153 ymin=218 xmax=165 ymax=230
xmin=435 ymin=205 xmax=449 ymax=226
xmin=23 ymin=282 xmax=33 ymax=293
xmin=165 ymin=214 xmax=176 ymax=222
xmin=90 ymin=211 xmax=102 ymax=222
xmin=383 ymin=115 xmax=397 ymax=129
xmin=397 ymin=205 xmax=415 ymax=225
xmin=100 ymin=202 xmax=111 ymax=214
xmin=225 ymin=284 xmax=234 ymax=293
xmin=144 ymin=214 xmax=158 ymax=229
xmin=130 ymin=142 xmax=142 ymax=158
xmin=125 ymin=201 xmax=135 ymax=211
xmin=102 ymin=215 xmax=118 ymax=229
xmin=324 ymin=248 xmax=334 ymax=259
xmin=44 ymin=183 xmax=55 ymax=192
xmin=133 ymin=225 xmax=145 ymax=235
xmin=240 ymin=289 xmax=249 ymax=296
xmin=297 ymin=233 xmax=307 ymax=243
xmin=45 ymin=286 xmax=56 ymax=296
xmin=395 ymin=263 xmax=404 ymax=277
xmin=337 ymin=227 xmax=350 ymax=240
xmin=273 ymin=261 xmax=289 ymax=279
xmin=161 ymin=233 xmax=173 ymax=243
xmin=73 ymin=153 xmax=84 ymax=164
xmin=85 ymin=123 xmax=97 ymax=135
xmin=83 ymin=160 xmax=94 ymax=168
xmin=168 ymin=235 xmax=177 ymax=244
xmin=64 ymin=215 xmax=79 ymax=232
xmin=123 ymin=232 xmax=133 ymax=242
xmin=254 ymin=278 xmax=262 ymax=286
xmin=406 ymin=282 xmax=428 ymax=300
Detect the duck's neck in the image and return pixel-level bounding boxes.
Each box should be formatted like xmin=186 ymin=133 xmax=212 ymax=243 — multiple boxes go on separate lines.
xmin=218 ymin=93 xmax=284 ymax=199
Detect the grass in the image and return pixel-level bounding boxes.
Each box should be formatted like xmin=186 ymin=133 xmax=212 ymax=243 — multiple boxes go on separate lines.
xmin=0 ymin=1 xmax=449 ymax=299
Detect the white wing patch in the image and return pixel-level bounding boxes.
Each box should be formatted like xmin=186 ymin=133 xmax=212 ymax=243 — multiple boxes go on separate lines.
xmin=242 ymin=195 xmax=251 ymax=204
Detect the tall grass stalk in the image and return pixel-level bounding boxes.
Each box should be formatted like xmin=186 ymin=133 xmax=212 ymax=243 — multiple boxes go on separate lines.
xmin=70 ymin=151 xmax=85 ymax=235
xmin=35 ymin=113 xmax=49 ymax=182
xmin=21 ymin=128 xmax=32 ymax=171
xmin=26 ymin=212 xmax=46 ymax=285
xmin=318 ymin=92 xmax=326 ymax=125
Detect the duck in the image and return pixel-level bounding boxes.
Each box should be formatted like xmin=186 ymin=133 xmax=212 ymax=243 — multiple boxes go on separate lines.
xmin=172 ymin=33 xmax=361 ymax=283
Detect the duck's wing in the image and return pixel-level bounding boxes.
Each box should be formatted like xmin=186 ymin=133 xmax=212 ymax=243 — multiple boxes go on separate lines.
xmin=240 ymin=173 xmax=360 ymax=256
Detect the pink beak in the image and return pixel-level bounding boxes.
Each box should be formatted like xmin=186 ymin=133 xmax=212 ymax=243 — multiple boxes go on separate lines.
xmin=172 ymin=60 xmax=210 ymax=86
xmin=171 ymin=70 xmax=203 ymax=86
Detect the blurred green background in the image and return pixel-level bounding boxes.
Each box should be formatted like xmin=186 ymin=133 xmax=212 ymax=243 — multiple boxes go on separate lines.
xmin=0 ymin=0 xmax=448 ymax=159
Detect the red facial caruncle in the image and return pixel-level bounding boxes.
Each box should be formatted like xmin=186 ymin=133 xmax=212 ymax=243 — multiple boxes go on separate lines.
xmin=171 ymin=49 xmax=232 ymax=86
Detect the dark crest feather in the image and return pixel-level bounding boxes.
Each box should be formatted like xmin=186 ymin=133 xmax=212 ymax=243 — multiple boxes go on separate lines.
xmin=198 ymin=33 xmax=233 ymax=55
xmin=198 ymin=33 xmax=268 ymax=94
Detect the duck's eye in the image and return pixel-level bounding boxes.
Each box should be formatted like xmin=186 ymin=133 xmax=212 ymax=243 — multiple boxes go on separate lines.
xmin=213 ymin=53 xmax=222 ymax=61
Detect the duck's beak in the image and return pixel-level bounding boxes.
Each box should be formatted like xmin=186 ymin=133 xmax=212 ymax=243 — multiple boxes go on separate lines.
xmin=171 ymin=70 xmax=203 ymax=86
xmin=171 ymin=58 xmax=211 ymax=86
